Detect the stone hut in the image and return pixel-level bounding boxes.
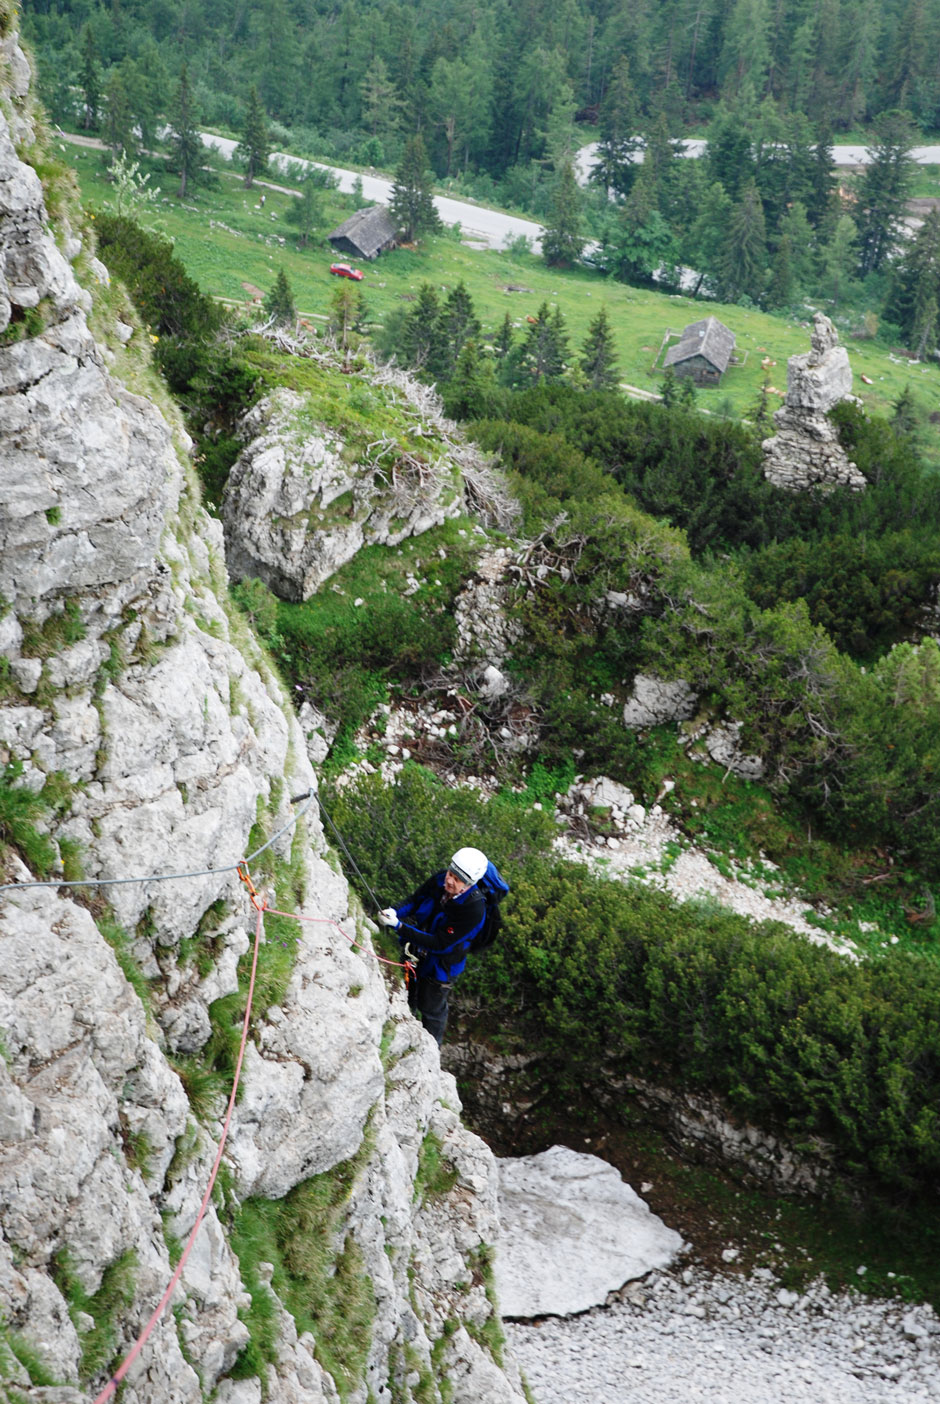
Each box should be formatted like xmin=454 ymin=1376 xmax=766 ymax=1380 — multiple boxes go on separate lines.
xmin=663 ymin=316 xmax=736 ymax=386
xmin=328 ymin=204 xmax=398 ymax=260
xmin=761 ymin=312 xmax=866 ymax=492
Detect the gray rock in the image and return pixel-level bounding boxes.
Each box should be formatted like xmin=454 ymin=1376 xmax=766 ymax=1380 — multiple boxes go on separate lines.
xmin=703 ymin=722 xmax=764 ymax=780
xmin=0 ymin=43 xmax=528 ymax=1402
xmin=494 ymin=1146 xmax=684 ymax=1318
xmin=623 ymin=675 xmax=697 ymax=729
xmin=762 ymin=313 xmax=866 ymax=493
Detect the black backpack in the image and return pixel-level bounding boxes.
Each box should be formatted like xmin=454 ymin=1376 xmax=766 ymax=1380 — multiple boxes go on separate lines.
xmin=468 ymin=861 xmax=510 ymax=953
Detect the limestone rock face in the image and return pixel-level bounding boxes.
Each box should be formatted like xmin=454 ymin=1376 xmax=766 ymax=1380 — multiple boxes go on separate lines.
xmin=493 ymin=1146 xmax=685 ymax=1318
xmin=762 ymin=313 xmax=866 ymax=492
xmin=0 ymin=96 xmax=180 ymax=618
xmin=0 ymin=32 xmax=525 ymax=1404
xmin=222 ymin=387 xmax=462 ymax=600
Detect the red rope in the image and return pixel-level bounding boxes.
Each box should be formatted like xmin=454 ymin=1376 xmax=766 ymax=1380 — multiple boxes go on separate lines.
xmin=92 ymin=895 xmax=266 ymax=1404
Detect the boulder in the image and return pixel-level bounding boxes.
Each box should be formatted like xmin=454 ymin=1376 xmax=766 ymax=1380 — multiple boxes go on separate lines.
xmin=623 ymin=675 xmax=697 ymax=729
xmin=494 ymin=1146 xmax=684 ymax=1318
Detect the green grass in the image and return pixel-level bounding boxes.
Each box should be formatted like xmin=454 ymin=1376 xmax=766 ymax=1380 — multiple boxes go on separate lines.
xmin=621 ymin=1115 xmax=940 ymax=1310
xmin=59 ymin=139 xmax=940 ymax=435
xmin=51 ymin=1249 xmax=138 ymax=1385
xmin=585 ymin=724 xmax=940 ymax=960
xmin=0 ymin=1324 xmax=60 ymax=1389
xmin=413 ymin=1130 xmax=458 ymax=1203
xmin=229 ymin=1131 xmax=377 ymax=1400
xmin=0 ymin=761 xmax=58 ymax=877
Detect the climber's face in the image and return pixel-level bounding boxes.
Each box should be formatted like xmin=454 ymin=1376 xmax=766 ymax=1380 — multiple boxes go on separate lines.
xmin=444 ymin=870 xmax=469 ymax=898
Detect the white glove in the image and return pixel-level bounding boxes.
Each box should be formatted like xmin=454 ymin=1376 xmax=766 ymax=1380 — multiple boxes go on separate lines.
xmin=377 ymin=907 xmax=400 ymax=929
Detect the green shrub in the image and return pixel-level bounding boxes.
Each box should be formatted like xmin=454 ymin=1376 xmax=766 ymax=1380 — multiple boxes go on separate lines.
xmin=742 ymin=529 xmax=940 ymax=660
xmin=334 ymin=766 xmax=940 ymax=1192
xmin=91 ymin=213 xmax=261 ymax=504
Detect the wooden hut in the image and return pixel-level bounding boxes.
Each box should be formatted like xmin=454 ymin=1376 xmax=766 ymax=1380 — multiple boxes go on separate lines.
xmin=663 ymin=316 xmax=736 ymax=386
xmin=328 ymin=205 xmax=398 ymax=261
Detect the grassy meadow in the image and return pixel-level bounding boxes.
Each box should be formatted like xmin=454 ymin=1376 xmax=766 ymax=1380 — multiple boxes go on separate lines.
xmin=58 ymin=137 xmax=940 ymax=441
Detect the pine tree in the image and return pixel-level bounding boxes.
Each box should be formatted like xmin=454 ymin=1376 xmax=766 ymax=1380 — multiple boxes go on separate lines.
xmin=706 ymin=98 xmax=756 ymax=201
xmin=592 ymin=55 xmax=641 ymax=196
xmin=807 ymin=124 xmax=838 ymax=230
xmin=390 ymin=135 xmax=442 ymax=243
xmin=857 ymin=110 xmax=917 ymax=276
xmin=776 ymin=201 xmax=815 ymax=295
xmin=80 ymin=26 xmax=101 ymax=131
xmin=520 ymin=302 xmax=568 ymax=382
xmin=400 ymin=284 xmax=446 ymax=371
xmin=717 ymin=178 xmax=768 ymax=303
xmin=541 ymin=160 xmax=584 ymax=268
xmin=767 ymin=233 xmax=793 ymax=309
xmin=285 ymin=173 xmax=324 ymax=247
xmin=437 ymin=282 xmax=481 ymax=380
xmin=660 ymin=367 xmax=679 ymax=406
xmin=264 ymin=268 xmax=295 ymax=325
xmin=239 ymin=86 xmax=270 ymax=188
xmin=359 ymin=56 xmax=404 ymax=141
xmin=103 ymin=70 xmax=135 ymax=157
xmin=678 ymin=375 xmax=697 ymax=409
xmin=884 ymin=209 xmax=940 ymax=353
xmin=912 ymin=292 xmax=939 ymax=361
xmin=329 ymin=283 xmax=367 ymax=366
xmin=444 ymin=341 xmax=494 ymax=419
xmin=821 ymin=215 xmax=859 ymax=309
xmin=685 ymin=181 xmax=733 ymax=289
xmin=579 ymin=306 xmax=620 ymax=390
xmin=495 ymin=312 xmax=514 ymax=361
xmin=170 ymin=64 xmax=202 ymax=199
xmin=121 ymin=53 xmax=163 ymax=153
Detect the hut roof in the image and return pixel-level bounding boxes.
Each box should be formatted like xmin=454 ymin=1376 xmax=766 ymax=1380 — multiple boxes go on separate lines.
xmin=327 ymin=204 xmax=397 ymax=258
xmin=663 ymin=316 xmax=736 ymax=373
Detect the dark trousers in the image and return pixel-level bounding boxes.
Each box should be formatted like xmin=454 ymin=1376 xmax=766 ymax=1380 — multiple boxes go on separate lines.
xmin=409 ymin=974 xmax=450 ymax=1046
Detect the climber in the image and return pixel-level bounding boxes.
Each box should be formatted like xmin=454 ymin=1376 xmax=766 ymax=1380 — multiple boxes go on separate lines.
xmin=377 ymin=847 xmax=489 ymax=1046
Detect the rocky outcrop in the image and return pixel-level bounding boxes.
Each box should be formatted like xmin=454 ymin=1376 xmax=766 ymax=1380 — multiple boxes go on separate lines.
xmin=222 ymin=385 xmax=463 ymax=601
xmin=761 ymin=313 xmax=866 ymax=492
xmin=0 ymin=33 xmax=525 ymax=1404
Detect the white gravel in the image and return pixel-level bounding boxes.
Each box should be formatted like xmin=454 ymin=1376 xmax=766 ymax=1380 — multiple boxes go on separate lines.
xmin=507 ymin=1265 xmax=940 ymax=1404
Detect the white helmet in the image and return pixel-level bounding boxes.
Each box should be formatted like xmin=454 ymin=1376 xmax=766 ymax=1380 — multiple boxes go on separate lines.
xmin=449 ymin=846 xmax=488 ymax=885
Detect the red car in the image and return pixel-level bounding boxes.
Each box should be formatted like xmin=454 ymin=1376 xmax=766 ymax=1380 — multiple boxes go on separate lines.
xmin=330 ymin=262 xmax=364 ymax=281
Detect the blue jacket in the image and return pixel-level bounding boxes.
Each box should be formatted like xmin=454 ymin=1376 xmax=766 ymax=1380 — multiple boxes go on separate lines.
xmin=396 ymin=871 xmax=486 ymax=983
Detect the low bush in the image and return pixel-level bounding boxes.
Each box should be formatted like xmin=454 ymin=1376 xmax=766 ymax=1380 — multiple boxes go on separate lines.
xmin=332 ymin=766 xmax=940 ymax=1192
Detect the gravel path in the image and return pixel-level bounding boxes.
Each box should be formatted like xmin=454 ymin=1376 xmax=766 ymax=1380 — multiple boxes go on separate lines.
xmin=507 ymin=1266 xmax=940 ymax=1404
